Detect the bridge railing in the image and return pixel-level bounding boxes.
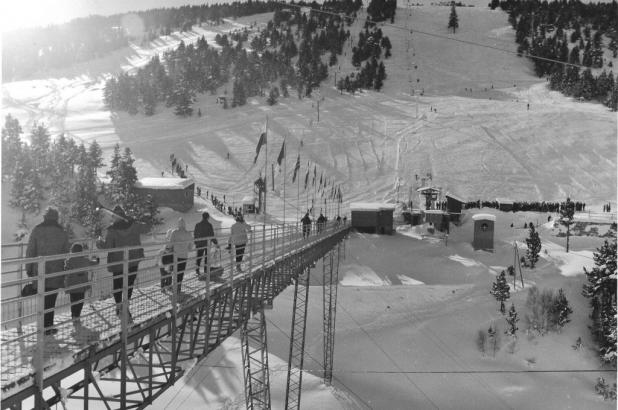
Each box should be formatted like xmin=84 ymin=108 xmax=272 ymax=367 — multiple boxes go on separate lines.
xmin=0 ymin=220 xmax=349 ymax=394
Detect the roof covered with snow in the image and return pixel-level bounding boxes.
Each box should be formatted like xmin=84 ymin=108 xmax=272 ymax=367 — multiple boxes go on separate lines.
xmin=424 ymin=210 xmax=448 ymax=214
xmin=135 ymin=178 xmax=194 ymax=190
xmin=242 ymin=196 xmax=256 ymax=204
xmin=445 ymin=192 xmax=466 ymax=203
xmin=417 ymin=186 xmax=440 ymax=193
xmin=495 ymin=197 xmax=514 ymax=204
xmin=350 ymin=202 xmax=397 ymax=211
xmin=472 ymin=213 xmax=496 ymax=221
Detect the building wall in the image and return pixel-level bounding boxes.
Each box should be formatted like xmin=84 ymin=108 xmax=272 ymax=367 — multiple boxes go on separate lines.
xmin=351 ymin=210 xmax=393 ymax=234
xmin=473 ymin=219 xmax=494 ymax=251
xmin=135 ymin=184 xmax=194 ymax=212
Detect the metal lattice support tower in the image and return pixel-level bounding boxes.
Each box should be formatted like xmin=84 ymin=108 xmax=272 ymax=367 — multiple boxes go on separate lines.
xmin=322 ymin=243 xmax=340 ymax=385
xmin=284 ymin=267 xmax=311 ymax=410
xmin=241 ymin=301 xmax=271 ymax=410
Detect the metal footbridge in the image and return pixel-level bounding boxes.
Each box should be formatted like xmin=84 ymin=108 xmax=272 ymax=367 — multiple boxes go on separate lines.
xmin=1 ymin=221 xmax=350 ymax=409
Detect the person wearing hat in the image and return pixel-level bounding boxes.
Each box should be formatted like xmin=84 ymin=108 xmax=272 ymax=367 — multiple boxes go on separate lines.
xmin=228 ymin=215 xmax=250 ymax=272
xmin=96 ymin=205 xmax=149 ymax=320
xmin=26 ymin=207 xmax=70 ymax=335
xmin=194 ymin=212 xmax=218 ymax=275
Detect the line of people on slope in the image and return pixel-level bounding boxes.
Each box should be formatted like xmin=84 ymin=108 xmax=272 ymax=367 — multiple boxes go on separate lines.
xmin=24 ymin=206 xmax=251 ymax=335
xmin=300 ymin=211 xmax=345 ymax=238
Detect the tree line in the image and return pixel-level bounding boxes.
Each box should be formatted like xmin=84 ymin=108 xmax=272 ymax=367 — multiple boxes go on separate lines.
xmin=2 ymin=115 xmax=159 ymax=238
xmin=104 ymin=1 xmax=361 ymax=116
xmin=2 ymin=1 xmax=283 ymax=82
xmin=337 ymin=25 xmax=392 ymax=94
xmin=493 ymin=0 xmax=618 ymax=110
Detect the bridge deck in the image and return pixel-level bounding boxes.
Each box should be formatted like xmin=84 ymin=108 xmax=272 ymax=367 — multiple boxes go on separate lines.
xmin=1 ymin=222 xmax=349 ymax=402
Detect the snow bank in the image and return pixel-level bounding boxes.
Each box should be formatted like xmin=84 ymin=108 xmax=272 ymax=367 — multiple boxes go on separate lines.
xmin=541 ymin=241 xmax=595 ymax=277
xmin=397 ymin=274 xmax=424 ymax=285
xmin=340 ymin=264 xmax=391 ymax=286
xmin=448 ymin=254 xmax=481 ymax=267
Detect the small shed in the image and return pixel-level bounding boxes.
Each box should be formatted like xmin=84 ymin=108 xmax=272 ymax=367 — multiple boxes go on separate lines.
xmin=403 ymin=209 xmax=423 ymax=226
xmin=472 ymin=213 xmax=496 ymax=251
xmin=417 ymin=186 xmax=441 ymax=210
xmin=423 ymin=210 xmax=450 ymax=233
xmin=496 ymin=198 xmax=514 ymax=212
xmin=446 ymin=192 xmax=466 ymax=222
xmin=242 ymin=196 xmax=257 ymax=214
xmin=134 ymin=177 xmax=195 ymax=212
xmin=350 ymin=202 xmax=396 ymax=234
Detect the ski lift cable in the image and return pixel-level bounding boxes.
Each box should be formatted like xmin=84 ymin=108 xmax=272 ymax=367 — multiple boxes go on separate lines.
xmin=332 ymin=297 xmax=440 ymax=408
xmin=265 ymin=316 xmax=375 ymax=410
xmin=272 ymin=1 xmax=591 ymax=71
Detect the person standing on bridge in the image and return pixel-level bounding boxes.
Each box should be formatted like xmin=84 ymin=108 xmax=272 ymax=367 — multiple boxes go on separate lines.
xmin=97 ymin=205 xmax=148 ymax=321
xmin=316 ymin=212 xmax=327 ymax=233
xmin=228 ymin=215 xmax=250 ymax=272
xmin=166 ymin=217 xmax=193 ymax=294
xmin=26 ymin=207 xmax=70 ymax=336
xmin=64 ymin=243 xmax=99 ymax=328
xmin=194 ymin=212 xmax=218 ymax=276
xmin=301 ymin=212 xmax=312 ymax=238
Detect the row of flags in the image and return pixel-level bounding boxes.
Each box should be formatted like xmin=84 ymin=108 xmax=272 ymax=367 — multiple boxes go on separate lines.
xmin=253 ymin=129 xmax=343 ymax=203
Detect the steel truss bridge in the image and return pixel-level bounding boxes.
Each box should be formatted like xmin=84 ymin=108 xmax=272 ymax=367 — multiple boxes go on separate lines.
xmin=1 ymin=221 xmax=350 ymax=409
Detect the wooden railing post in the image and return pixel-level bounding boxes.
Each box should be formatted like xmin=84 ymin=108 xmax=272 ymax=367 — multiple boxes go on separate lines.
xmin=35 ymin=257 xmax=46 ymax=409
xmin=206 ymin=240 xmax=211 ymax=295
xmin=249 ymin=230 xmax=254 ymax=275
xmin=170 ymin=251 xmax=178 ymax=383
xmin=121 ymin=248 xmax=129 ymax=409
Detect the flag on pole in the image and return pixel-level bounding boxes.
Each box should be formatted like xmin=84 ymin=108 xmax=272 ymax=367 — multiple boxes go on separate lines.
xmin=304 ymin=168 xmax=309 ymax=190
xmin=276 ymin=141 xmax=285 ymax=171
xmin=253 ymin=132 xmax=267 ymax=164
xmin=292 ymin=154 xmax=300 ymax=183
xmin=312 ymin=165 xmax=316 ymax=185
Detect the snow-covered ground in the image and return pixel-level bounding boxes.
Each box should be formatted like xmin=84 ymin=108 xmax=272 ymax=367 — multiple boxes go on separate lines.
xmin=2 ymin=3 xmax=617 ymax=409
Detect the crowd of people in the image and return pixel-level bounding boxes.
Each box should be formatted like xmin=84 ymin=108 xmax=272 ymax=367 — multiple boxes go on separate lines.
xmin=22 ymin=195 xmax=350 ymax=336
xmin=463 ymin=200 xmax=587 ymax=213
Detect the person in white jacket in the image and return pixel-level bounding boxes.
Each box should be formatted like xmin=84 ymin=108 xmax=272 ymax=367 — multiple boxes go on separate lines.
xmin=166 ymin=218 xmax=193 ymax=293
xmin=228 ymin=215 xmax=251 ymax=272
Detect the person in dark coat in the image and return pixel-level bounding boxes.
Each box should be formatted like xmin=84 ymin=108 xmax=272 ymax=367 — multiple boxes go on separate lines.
xmin=96 ymin=205 xmax=148 ymax=319
xmin=316 ymin=213 xmax=327 ymax=233
xmin=26 ymin=207 xmax=70 ymax=335
xmin=194 ymin=212 xmax=218 ymax=275
xmin=64 ymin=243 xmax=99 ymax=324
xmin=301 ymin=212 xmax=312 ymax=238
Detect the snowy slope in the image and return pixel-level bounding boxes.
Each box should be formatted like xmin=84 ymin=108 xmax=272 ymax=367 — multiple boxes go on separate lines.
xmin=1 ymin=4 xmax=617 ymax=409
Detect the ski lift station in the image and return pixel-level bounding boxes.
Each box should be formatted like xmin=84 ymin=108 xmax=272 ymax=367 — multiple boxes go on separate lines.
xmin=134 ymin=177 xmax=195 ymax=212
xmin=350 ymin=202 xmax=396 ymax=234
xmin=472 ymin=213 xmax=496 ymax=251
xmin=242 ymin=196 xmax=257 ymax=214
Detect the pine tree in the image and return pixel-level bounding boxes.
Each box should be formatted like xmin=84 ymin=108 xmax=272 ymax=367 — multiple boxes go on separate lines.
xmin=10 ymin=149 xmax=43 ymax=213
xmin=2 ymin=114 xmax=23 ymax=179
xmin=491 ymin=270 xmax=511 ymax=314
xmin=448 ymin=2 xmax=459 ymax=34
xmin=505 ymin=304 xmax=519 ymax=337
xmin=29 ymin=123 xmax=51 ymax=174
xmin=552 ymin=288 xmax=573 ymax=331
xmin=487 ymin=324 xmax=499 ymax=357
xmin=526 ymin=224 xmax=542 ymax=268
xmin=267 ymin=86 xmax=280 ymax=105
xmin=559 ymin=197 xmax=575 ymax=252
xmin=88 ymin=140 xmax=105 ymax=170
xmin=582 ymin=240 xmax=617 ymax=364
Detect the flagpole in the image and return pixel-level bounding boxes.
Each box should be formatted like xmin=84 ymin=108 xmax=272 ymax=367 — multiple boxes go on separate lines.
xmin=283 ymin=136 xmax=287 ymax=226
xmin=296 ymin=150 xmax=300 ymax=224
xmin=264 ymin=116 xmax=268 ymax=226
